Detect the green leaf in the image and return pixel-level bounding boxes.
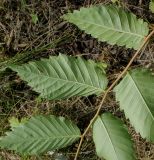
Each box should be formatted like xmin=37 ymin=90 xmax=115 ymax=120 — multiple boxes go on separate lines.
xmin=93 ymin=113 xmax=136 ymax=160
xmin=0 ymin=115 xmax=81 ymax=155
xmin=30 ymin=13 xmax=38 ymax=24
xmin=9 ymin=54 xmax=108 ymax=100
xmin=150 ymin=0 xmax=154 ymax=13
xmin=114 ymin=69 xmax=154 ymax=142
xmin=9 ymin=117 xmax=28 ymax=129
xmin=63 ymin=5 xmax=149 ymax=50
xmin=21 ymin=0 xmax=27 ymax=9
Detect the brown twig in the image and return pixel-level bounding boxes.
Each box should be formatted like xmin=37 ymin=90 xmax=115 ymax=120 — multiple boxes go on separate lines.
xmin=74 ymin=29 xmax=154 ymax=160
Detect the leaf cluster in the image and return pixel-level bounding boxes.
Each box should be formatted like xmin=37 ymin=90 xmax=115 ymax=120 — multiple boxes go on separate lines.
xmin=0 ymin=4 xmax=154 ymax=160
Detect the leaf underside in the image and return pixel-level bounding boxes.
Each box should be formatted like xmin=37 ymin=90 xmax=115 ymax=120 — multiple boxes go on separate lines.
xmin=0 ymin=115 xmax=81 ymax=155
xmin=93 ymin=113 xmax=136 ymax=160
xmin=63 ymin=5 xmax=149 ymax=49
xmin=114 ymin=69 xmax=154 ymax=142
xmin=9 ymin=54 xmax=108 ymax=100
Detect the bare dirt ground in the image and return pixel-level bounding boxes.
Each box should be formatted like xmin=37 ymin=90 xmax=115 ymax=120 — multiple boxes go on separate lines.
xmin=0 ymin=0 xmax=154 ymax=159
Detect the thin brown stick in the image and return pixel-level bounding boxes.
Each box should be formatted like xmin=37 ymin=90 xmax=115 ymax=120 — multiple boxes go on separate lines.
xmin=74 ymin=29 xmax=154 ymax=160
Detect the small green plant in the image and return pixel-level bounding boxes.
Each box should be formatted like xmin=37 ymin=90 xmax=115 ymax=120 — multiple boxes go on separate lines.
xmin=30 ymin=13 xmax=39 ymax=24
xmin=150 ymin=0 xmax=154 ymax=13
xmin=0 ymin=4 xmax=154 ymax=160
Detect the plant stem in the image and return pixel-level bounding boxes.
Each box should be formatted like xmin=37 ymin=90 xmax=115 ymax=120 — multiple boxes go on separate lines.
xmin=74 ymin=29 xmax=154 ymax=160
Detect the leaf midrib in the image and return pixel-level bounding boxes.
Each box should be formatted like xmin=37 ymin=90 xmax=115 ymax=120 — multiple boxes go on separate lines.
xmin=14 ymin=134 xmax=81 ymax=141
xmin=21 ymin=69 xmax=105 ymax=92
xmin=75 ymin=18 xmax=144 ymax=38
xmin=129 ymin=73 xmax=154 ymax=122
xmin=98 ymin=116 xmax=119 ymax=160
